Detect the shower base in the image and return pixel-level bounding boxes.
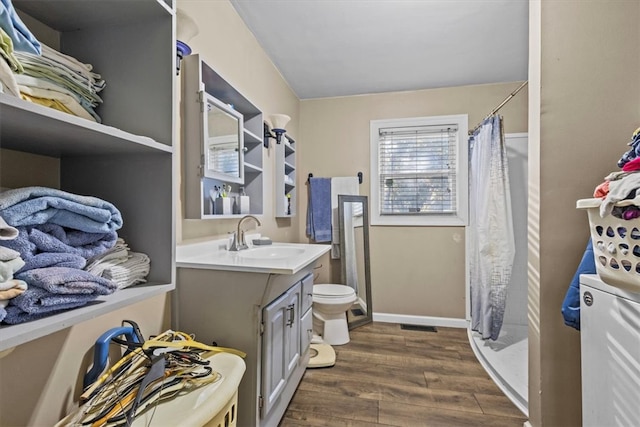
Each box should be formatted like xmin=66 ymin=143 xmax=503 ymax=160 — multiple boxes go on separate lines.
xmin=468 ymin=322 xmax=528 ymax=416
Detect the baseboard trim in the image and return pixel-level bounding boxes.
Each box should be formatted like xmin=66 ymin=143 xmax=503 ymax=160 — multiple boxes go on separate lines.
xmin=372 ymin=313 xmax=468 ymax=329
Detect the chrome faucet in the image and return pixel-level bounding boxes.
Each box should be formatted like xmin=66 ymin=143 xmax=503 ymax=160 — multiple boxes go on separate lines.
xmin=229 ymin=215 xmax=261 ymax=251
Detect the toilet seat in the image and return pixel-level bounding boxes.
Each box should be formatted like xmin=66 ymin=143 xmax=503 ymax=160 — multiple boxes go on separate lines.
xmin=313 ymin=284 xmax=356 ymax=298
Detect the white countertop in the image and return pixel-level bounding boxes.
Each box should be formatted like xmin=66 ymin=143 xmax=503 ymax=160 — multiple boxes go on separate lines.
xmin=176 ymin=239 xmax=331 ymax=274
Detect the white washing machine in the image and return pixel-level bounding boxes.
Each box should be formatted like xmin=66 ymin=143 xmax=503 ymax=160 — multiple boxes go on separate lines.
xmin=580 ymin=274 xmax=640 ymax=426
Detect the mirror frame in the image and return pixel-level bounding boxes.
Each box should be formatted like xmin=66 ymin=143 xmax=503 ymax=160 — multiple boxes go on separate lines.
xmin=202 ymin=92 xmax=244 ymax=184
xmin=338 ymin=194 xmax=372 ymax=330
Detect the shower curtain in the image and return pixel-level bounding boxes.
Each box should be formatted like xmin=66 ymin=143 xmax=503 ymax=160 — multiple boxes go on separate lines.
xmin=469 ymin=115 xmax=515 ymax=340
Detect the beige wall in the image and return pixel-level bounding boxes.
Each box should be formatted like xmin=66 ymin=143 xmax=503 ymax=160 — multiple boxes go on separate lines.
xmin=528 ymin=1 xmax=640 ymax=426
xmin=176 ymin=0 xmax=301 ymax=244
xmin=299 ymin=83 xmax=528 ymax=318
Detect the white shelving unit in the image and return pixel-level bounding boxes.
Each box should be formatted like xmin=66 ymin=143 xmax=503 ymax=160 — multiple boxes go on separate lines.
xmin=0 ymin=0 xmax=176 ymax=353
xmin=275 ymin=135 xmax=296 ymax=218
xmin=181 ymin=54 xmax=264 ymax=219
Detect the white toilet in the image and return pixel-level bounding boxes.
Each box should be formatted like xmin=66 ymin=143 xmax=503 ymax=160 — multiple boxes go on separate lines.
xmin=312 ymin=284 xmax=357 ymax=345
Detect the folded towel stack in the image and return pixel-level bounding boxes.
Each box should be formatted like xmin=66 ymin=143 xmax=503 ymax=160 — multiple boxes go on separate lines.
xmin=86 ymin=238 xmax=151 ymax=290
xmin=14 ymin=43 xmax=105 ymax=122
xmin=0 ymin=187 xmax=122 ymax=324
xmin=0 ymin=0 xmax=106 ymax=121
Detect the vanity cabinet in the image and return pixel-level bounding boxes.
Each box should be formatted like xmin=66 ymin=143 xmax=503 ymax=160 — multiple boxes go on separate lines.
xmin=181 ymin=54 xmax=264 ymax=218
xmin=175 ymin=263 xmax=318 ymax=427
xmin=275 ymin=135 xmax=297 ymax=217
xmin=0 ymin=0 xmax=175 ymax=352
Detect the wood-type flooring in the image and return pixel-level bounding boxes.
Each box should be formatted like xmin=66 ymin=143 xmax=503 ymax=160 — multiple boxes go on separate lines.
xmin=280 ymin=322 xmax=527 ymax=426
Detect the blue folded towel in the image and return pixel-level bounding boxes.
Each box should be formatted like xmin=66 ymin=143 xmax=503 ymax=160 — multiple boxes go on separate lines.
xmin=28 ymin=224 xmax=117 ymax=258
xmin=20 ymin=252 xmax=86 ymax=272
xmin=306 ymin=177 xmax=332 ymax=242
xmin=16 ymin=267 xmax=117 ymax=295
xmin=0 ymin=305 xmax=6 ymax=323
xmin=2 ymin=304 xmax=84 ymax=325
xmin=8 ymin=286 xmax=98 ymax=315
xmin=0 ymin=187 xmax=122 ymax=233
xmin=2 ymin=225 xmax=115 ymax=271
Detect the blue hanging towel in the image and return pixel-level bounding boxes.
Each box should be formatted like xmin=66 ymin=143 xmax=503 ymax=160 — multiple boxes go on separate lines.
xmin=306 ymin=177 xmax=332 ymax=242
xmin=561 ymin=239 xmax=596 ymax=330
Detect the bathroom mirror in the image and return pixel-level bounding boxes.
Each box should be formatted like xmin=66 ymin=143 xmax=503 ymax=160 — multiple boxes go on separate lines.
xmin=338 ymin=194 xmax=373 ymax=329
xmin=202 ymin=92 xmax=244 ymax=184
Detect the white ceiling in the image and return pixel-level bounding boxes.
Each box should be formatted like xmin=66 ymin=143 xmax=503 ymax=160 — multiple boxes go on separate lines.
xmin=230 ymin=0 xmax=529 ymax=100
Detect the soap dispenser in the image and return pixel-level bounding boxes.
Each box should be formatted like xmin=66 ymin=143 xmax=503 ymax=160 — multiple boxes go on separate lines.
xmin=235 ymin=186 xmax=250 ymax=214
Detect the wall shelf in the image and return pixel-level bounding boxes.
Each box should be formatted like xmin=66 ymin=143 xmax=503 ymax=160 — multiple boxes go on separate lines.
xmin=182 ymin=54 xmax=264 ymax=218
xmin=0 ymin=284 xmax=174 ymax=353
xmin=275 ymin=135 xmax=297 ymax=217
xmin=0 ymin=0 xmax=176 ymax=349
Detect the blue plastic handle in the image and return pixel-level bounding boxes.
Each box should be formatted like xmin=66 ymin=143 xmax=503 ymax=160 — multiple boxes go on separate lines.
xmin=83 ymin=326 xmax=140 ymax=389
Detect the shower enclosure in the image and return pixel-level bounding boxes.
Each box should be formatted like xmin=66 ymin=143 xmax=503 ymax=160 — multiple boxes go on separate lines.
xmin=467 ymin=132 xmax=529 ymax=415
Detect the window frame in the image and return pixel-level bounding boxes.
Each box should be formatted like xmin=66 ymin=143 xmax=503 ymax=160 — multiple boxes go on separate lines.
xmin=370 ymin=114 xmax=468 ymax=226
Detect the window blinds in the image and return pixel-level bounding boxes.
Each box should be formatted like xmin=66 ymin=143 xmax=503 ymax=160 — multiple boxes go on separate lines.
xmin=378 ymin=125 xmax=458 ymax=216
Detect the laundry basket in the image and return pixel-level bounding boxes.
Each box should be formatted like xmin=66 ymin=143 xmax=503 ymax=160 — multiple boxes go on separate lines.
xmin=577 ymin=198 xmax=640 ymax=292
xmin=57 ymin=352 xmax=245 ymax=427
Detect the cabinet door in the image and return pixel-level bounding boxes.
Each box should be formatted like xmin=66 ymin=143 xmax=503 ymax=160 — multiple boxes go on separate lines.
xmin=300 ymin=273 xmax=314 ymax=314
xmin=261 ymin=283 xmax=300 ymax=417
xmin=284 ymin=285 xmax=301 ymax=379
xmin=202 ymin=92 xmax=244 ymax=184
xmin=300 ymin=308 xmax=313 ymax=354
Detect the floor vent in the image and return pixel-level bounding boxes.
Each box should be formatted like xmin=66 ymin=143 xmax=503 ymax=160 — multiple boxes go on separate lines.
xmin=400 ymin=324 xmax=438 ymax=333
xmin=351 ymin=308 xmax=365 ymax=316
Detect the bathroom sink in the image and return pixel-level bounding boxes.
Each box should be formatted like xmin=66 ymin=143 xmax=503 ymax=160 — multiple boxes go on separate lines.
xmin=237 ymin=246 xmax=305 ymax=260
xmin=177 ymin=239 xmax=330 ymax=274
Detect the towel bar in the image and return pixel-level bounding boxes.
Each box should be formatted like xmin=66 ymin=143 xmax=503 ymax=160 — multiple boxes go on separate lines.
xmin=307 ymin=172 xmax=363 ymax=184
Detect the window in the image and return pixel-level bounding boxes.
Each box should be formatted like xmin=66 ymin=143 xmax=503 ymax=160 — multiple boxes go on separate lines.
xmin=370 ymin=114 xmax=468 ymax=226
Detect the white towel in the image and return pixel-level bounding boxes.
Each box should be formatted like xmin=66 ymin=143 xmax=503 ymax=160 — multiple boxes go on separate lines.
xmin=102 ymin=252 xmax=150 ymax=289
xmin=0 ymin=246 xmax=20 ymax=262
xmin=331 ymin=177 xmax=359 ymax=259
xmin=0 ymin=216 xmax=18 ymax=240
xmin=0 ymin=256 xmax=25 ymax=283
xmin=85 ymin=238 xmax=150 ymax=290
